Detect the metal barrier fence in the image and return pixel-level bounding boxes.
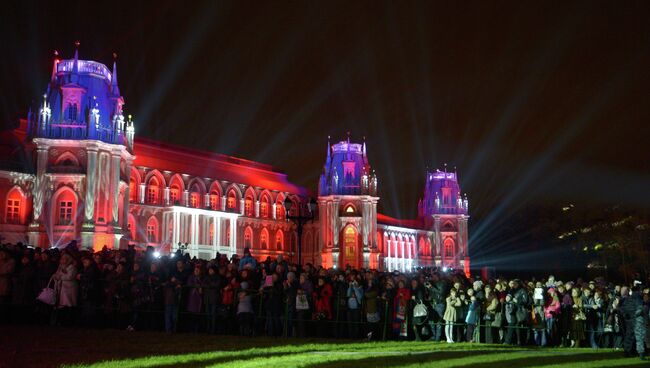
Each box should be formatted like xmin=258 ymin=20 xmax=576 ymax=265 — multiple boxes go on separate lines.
xmin=1 ymin=285 xmax=618 ymax=346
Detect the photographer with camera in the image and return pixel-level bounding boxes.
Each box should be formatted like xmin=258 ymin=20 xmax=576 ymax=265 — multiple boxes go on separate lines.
xmin=424 ymin=274 xmax=447 ymax=341
xmin=621 ymin=283 xmax=647 ymax=360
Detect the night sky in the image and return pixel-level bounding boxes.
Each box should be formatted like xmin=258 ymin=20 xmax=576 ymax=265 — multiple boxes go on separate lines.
xmin=2 ymin=1 xmax=649 ymax=261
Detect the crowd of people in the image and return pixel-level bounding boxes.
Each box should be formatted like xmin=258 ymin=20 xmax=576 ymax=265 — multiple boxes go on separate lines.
xmin=0 ymin=241 xmax=648 ymax=361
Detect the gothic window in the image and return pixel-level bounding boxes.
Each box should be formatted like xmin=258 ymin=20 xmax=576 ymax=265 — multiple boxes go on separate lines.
xmin=244 ymin=227 xmax=253 ymax=248
xmin=260 ymin=195 xmax=270 ymax=218
xmin=190 ymin=192 xmax=200 ymax=208
xmin=146 ymin=217 xmax=158 ymax=243
xmin=276 ymin=199 xmax=285 ymax=220
xmin=67 ymin=103 xmax=78 ymax=121
xmin=58 ymin=200 xmax=73 ymax=225
xmin=275 ymin=230 xmax=284 ymax=250
xmin=6 ymin=199 xmax=20 ymax=224
xmin=444 ymin=238 xmax=454 ymax=258
xmin=227 ymin=190 xmax=237 ymax=211
xmin=147 ymin=177 xmax=160 ymax=205
xmin=209 ymin=192 xmax=219 ymax=210
xmin=260 ymin=228 xmax=269 ymax=249
xmin=129 ymin=179 xmax=137 ymax=202
xmin=170 ymin=185 xmax=180 ymax=205
xmin=245 ymin=196 xmax=253 ymax=216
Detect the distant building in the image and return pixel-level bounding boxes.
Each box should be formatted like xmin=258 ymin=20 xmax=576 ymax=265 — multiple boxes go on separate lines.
xmin=0 ymin=48 xmax=469 ymax=274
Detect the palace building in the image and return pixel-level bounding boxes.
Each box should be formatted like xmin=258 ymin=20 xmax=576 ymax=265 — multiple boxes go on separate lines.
xmin=0 ymin=49 xmax=470 ymax=274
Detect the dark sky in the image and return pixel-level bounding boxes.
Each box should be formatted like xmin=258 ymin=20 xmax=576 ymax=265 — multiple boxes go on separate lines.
xmin=2 ymin=0 xmax=649 ymax=258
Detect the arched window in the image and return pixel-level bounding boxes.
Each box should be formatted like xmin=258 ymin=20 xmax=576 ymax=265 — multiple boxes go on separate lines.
xmin=260 ymin=228 xmax=269 ymax=250
xmin=189 ymin=183 xmax=202 ymax=208
xmin=275 ymin=230 xmax=284 ymax=251
xmin=444 ymin=238 xmax=455 ymax=258
xmin=276 ymin=199 xmax=285 ymax=220
xmin=67 ymin=103 xmax=78 ymax=121
xmin=227 ymin=190 xmax=237 ymax=211
xmin=209 ymin=191 xmax=219 ymax=210
xmin=170 ymin=185 xmax=181 ymax=206
xmin=209 ymin=219 xmax=215 ymax=242
xmin=55 ymin=188 xmax=76 ymax=226
xmin=344 ymin=226 xmax=357 ymax=267
xmin=260 ymin=194 xmax=270 ymax=218
xmin=129 ymin=178 xmax=137 ymax=202
xmin=190 ymin=192 xmax=200 ymax=208
xmin=146 ymin=216 xmax=158 ymax=243
xmin=147 ymin=177 xmax=160 ymax=205
xmin=419 ymin=238 xmax=426 ymax=256
xmin=128 ymin=215 xmax=136 ymax=240
xmin=5 ymin=188 xmax=24 ymax=224
xmin=244 ymin=226 xmax=253 ymax=249
xmin=244 ymin=196 xmax=253 ymax=217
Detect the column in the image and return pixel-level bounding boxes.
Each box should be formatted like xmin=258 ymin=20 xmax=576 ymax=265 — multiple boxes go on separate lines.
xmin=255 ymin=200 xmax=260 ymax=217
xmin=239 ymin=199 xmax=245 ymax=215
xmin=221 ymin=196 xmax=226 ymax=211
xmin=84 ymin=148 xmax=98 ymax=224
xmin=204 ymin=193 xmax=210 ymax=209
xmin=164 ymin=187 xmax=170 ymax=206
xmin=230 ymin=217 xmax=237 ymax=256
xmin=272 ymin=203 xmax=276 ymax=219
xmin=173 ymin=212 xmax=180 ymax=246
xmin=32 ymin=146 xmax=49 ymax=222
xmin=215 ymin=217 xmax=221 ymax=249
xmin=122 ymin=162 xmax=131 ymax=230
xmin=110 ymin=153 xmax=121 ymax=225
xmin=139 ymin=183 xmax=145 ymax=204
xmin=183 ymin=190 xmax=189 ymax=207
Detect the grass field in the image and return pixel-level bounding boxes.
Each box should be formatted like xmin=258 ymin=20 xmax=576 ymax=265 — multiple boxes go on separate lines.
xmin=0 ymin=326 xmax=647 ymax=368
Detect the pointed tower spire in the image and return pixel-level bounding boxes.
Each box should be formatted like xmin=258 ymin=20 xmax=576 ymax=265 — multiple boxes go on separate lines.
xmin=326 ymin=135 xmax=331 ymax=159
xmin=362 ymin=135 xmax=366 ymax=156
xmin=71 ymin=41 xmax=80 ymax=83
xmin=347 ymin=131 xmax=351 ymax=144
xmin=111 ymin=52 xmax=120 ymax=96
xmin=51 ymin=50 xmax=59 ymax=81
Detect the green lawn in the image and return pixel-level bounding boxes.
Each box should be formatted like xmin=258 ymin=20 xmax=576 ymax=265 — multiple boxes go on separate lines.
xmin=0 ymin=326 xmax=646 ymax=368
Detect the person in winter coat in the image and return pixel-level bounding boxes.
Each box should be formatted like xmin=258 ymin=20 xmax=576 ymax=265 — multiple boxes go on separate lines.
xmin=53 ymin=253 xmax=78 ymax=326
xmin=484 ymin=289 xmax=500 ymax=344
xmin=11 ymin=254 xmax=36 ymax=320
xmin=313 ymin=277 xmax=333 ymax=320
xmin=78 ymin=256 xmax=101 ymax=328
xmin=237 ymin=281 xmax=254 ymax=336
xmin=544 ymin=288 xmax=561 ymax=346
xmin=0 ymin=249 xmax=16 ymax=310
xmin=393 ymin=280 xmax=411 ymax=340
xmin=504 ymin=294 xmax=518 ymax=345
xmin=347 ymin=277 xmax=364 ymax=339
xmin=621 ymin=286 xmax=647 ymax=360
xmin=465 ymin=294 xmax=480 ymax=342
xmin=203 ymin=266 xmax=221 ymax=334
xmin=186 ymin=265 xmax=204 ymax=332
xmin=444 ymin=288 xmax=462 ymax=343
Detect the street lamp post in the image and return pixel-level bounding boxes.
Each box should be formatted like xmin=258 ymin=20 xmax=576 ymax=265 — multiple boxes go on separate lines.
xmin=284 ymin=197 xmax=317 ymax=266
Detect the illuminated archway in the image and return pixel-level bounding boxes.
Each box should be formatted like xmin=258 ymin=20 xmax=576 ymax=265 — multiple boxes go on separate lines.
xmin=342 ymin=225 xmax=358 ymax=268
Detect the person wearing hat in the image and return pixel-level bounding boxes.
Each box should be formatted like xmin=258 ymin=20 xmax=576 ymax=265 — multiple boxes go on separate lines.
xmin=239 ymin=247 xmax=256 ymax=271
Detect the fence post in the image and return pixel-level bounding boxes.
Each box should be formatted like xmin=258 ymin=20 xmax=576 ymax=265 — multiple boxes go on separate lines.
xmin=283 ymin=295 xmax=289 ymax=338
xmin=382 ymin=298 xmax=389 ymax=341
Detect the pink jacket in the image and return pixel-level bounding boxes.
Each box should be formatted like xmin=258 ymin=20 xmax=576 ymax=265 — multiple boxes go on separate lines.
xmin=544 ymin=296 xmax=560 ymax=319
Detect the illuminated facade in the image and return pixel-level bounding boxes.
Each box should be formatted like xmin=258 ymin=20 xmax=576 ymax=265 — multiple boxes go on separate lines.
xmin=0 ymin=49 xmax=469 ymax=273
